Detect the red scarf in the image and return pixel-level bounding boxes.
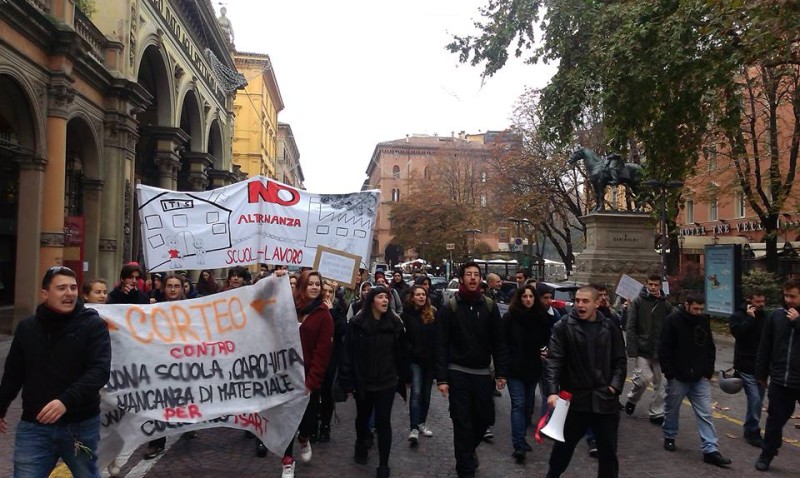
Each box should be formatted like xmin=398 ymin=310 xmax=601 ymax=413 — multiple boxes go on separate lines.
xmin=457 ymin=283 xmax=483 ymax=303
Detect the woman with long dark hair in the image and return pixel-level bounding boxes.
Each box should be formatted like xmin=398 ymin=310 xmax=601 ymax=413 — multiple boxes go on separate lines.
xmin=340 ymin=286 xmax=408 ymax=478
xmin=314 ymin=279 xmax=347 ymax=443
xmin=195 ymin=269 xmax=219 ymax=296
xmin=280 ymin=270 xmax=334 ymax=478
xmin=402 ymin=284 xmax=437 ymax=445
xmin=504 ymin=284 xmax=550 ymax=462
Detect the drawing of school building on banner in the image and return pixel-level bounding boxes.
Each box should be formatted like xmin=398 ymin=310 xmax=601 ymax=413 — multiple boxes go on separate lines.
xmin=136 ymin=177 xmax=379 ymax=272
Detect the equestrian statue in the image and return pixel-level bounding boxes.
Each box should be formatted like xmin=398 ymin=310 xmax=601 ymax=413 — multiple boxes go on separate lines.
xmin=568 ymin=147 xmax=643 ymax=211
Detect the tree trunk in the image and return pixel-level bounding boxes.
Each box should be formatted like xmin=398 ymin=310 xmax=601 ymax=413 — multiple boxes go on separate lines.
xmin=764 ymin=214 xmax=779 ymax=273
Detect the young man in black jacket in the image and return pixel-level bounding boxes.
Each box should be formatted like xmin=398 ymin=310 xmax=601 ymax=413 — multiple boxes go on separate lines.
xmin=544 ymin=286 xmax=626 ymax=478
xmin=754 ymin=279 xmax=800 ymax=472
xmin=0 ymin=266 xmax=111 ymax=477
xmin=107 ymin=263 xmax=150 ymax=305
xmin=729 ymin=290 xmax=768 ymax=447
xmin=436 ymin=262 xmax=509 ymax=478
xmin=659 ymin=293 xmax=731 ymax=467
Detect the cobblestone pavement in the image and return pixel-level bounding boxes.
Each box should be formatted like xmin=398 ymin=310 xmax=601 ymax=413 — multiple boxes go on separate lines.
xmin=1 ymin=333 xmax=798 ymax=477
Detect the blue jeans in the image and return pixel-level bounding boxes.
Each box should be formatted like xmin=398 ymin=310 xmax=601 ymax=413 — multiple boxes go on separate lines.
xmin=738 ymin=372 xmax=765 ymax=434
xmin=663 ymin=378 xmax=719 ymax=454
xmin=409 ymin=362 xmax=435 ymax=430
xmin=14 ymin=416 xmax=101 ymax=478
xmin=507 ymin=378 xmax=537 ymax=450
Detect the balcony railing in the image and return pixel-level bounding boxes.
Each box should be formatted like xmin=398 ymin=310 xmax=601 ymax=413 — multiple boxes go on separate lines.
xmin=74 ymin=8 xmax=106 ymax=65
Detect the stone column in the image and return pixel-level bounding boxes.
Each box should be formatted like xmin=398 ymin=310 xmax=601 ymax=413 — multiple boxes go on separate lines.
xmin=14 ymin=155 xmax=46 ymax=330
xmin=182 ymin=152 xmax=214 ymax=191
xmin=144 ymin=126 xmax=189 ymax=190
xmin=39 ymin=80 xmax=74 ymax=278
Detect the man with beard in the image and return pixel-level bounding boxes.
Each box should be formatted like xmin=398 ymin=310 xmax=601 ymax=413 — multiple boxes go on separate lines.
xmin=544 ymin=286 xmax=626 ymax=477
xmin=729 ymin=290 xmax=768 ymax=447
xmin=660 ymin=293 xmax=731 ymax=467
xmin=437 ymin=262 xmax=509 ymax=478
xmin=754 ymin=279 xmax=800 ymax=472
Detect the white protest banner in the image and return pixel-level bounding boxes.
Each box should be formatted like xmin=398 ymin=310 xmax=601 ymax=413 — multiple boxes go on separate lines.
xmin=92 ymin=275 xmax=309 ymax=468
xmin=615 ymin=273 xmax=644 ymax=301
xmin=136 ymin=176 xmax=379 ymax=272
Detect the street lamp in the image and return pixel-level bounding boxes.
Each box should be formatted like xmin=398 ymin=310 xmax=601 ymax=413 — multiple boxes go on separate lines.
xmin=644 ymin=179 xmax=684 ymax=282
xmin=464 ymin=228 xmax=481 ymax=259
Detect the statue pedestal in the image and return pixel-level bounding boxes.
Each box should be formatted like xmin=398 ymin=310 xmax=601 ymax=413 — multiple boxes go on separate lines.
xmin=572 ymin=212 xmax=661 ymax=286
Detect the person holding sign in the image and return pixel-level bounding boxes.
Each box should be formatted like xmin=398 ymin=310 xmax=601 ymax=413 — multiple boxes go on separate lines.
xmin=340 ymin=286 xmax=409 ymax=478
xmin=315 ymin=279 xmax=348 ymax=443
xmin=143 ymin=274 xmax=197 ymax=460
xmin=281 ymin=271 xmax=334 ymax=478
xmin=0 ymin=266 xmax=111 ymax=478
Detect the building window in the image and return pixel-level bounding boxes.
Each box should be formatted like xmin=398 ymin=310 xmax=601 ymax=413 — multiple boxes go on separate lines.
xmin=709 ymin=197 xmax=718 ymax=221
xmin=392 ymin=165 xmax=400 ymax=179
xmin=734 ymin=192 xmax=746 ymax=218
xmin=480 ymin=193 xmax=487 ymax=207
xmin=480 ymin=171 xmax=487 ymax=183
xmin=686 ymin=199 xmax=694 ymax=224
xmin=423 ymin=167 xmax=430 ymax=179
xmin=706 ymin=145 xmax=718 ymax=172
xmin=391 ymin=188 xmax=400 ymax=202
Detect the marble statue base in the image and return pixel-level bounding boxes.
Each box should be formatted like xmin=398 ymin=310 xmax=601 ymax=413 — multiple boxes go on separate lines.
xmin=572 ymin=212 xmax=661 ymax=287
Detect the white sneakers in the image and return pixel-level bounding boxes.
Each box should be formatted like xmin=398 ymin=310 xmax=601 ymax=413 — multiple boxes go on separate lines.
xmin=281 ymin=458 xmax=295 ymax=478
xmin=419 ymin=423 xmax=434 ymax=437
xmin=298 ymin=440 xmax=312 ymax=463
xmin=107 ymin=461 xmax=121 ymax=477
xmin=408 ymin=428 xmax=420 ymax=445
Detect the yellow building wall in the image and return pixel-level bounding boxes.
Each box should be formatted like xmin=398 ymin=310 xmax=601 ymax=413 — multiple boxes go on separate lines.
xmin=232 ymin=59 xmax=280 ymax=178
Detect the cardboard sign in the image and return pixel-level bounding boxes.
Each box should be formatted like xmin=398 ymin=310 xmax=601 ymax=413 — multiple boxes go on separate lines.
xmin=313 ymin=246 xmax=361 ymax=287
xmin=615 ymin=274 xmax=644 ymax=302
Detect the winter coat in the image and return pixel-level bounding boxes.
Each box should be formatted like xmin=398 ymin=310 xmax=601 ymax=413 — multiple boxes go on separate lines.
xmin=626 ymin=287 xmax=671 ymax=359
xmin=729 ymin=303 xmax=767 ymax=374
xmin=298 ymin=303 xmax=335 ymax=392
xmin=402 ymin=307 xmax=438 ymax=368
xmin=0 ymin=304 xmax=111 ymax=423
xmin=503 ymin=307 xmax=550 ymax=383
xmin=544 ymin=310 xmax=627 ymax=414
xmin=339 ymin=310 xmax=408 ymax=396
xmin=756 ymin=307 xmax=800 ymax=390
xmin=435 ymin=293 xmax=509 ymax=383
xmin=659 ymin=308 xmax=715 ymax=383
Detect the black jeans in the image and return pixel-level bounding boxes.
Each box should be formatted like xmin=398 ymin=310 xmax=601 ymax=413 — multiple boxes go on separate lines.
xmin=547 ymin=410 xmax=619 ymax=478
xmin=763 ymin=382 xmax=800 ymax=457
xmin=356 ymin=387 xmax=396 ymax=468
xmin=447 ymin=370 xmax=495 ymax=478
xmin=284 ymin=393 xmax=319 ymax=458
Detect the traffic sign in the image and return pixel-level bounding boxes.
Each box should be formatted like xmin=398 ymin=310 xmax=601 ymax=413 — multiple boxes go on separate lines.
xmin=446 ymin=243 xmax=455 ymax=250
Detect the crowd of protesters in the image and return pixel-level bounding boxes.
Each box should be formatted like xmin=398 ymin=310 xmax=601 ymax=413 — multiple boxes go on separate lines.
xmin=0 ymin=261 xmax=798 ymax=478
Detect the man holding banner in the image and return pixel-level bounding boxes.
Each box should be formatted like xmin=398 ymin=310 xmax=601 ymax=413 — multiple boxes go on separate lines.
xmin=0 ymin=266 xmax=111 ymax=477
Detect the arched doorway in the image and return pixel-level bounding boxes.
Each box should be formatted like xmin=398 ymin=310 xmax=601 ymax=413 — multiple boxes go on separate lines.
xmin=0 ymin=74 xmax=38 ymax=307
xmin=64 ymin=117 xmax=101 ymax=286
xmin=134 ymin=45 xmax=173 ymax=263
xmin=177 ymin=89 xmax=202 ymax=191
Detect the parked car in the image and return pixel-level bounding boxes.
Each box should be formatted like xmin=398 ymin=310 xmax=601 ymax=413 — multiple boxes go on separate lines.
xmin=428 ymin=276 xmax=448 ymax=308
xmin=538 ymin=281 xmax=585 ymax=315
xmin=441 ymin=278 xmax=460 ymax=306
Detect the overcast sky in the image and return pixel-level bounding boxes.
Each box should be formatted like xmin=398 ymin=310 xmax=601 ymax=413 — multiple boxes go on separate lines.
xmin=215 ymin=0 xmax=556 ymax=193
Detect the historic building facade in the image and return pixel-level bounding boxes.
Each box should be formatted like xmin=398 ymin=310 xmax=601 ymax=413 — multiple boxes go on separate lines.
xmin=232 ymin=51 xmax=283 ymax=179
xmin=363 ymin=133 xmax=507 ymax=266
xmin=277 ymin=122 xmax=304 ymax=188
xmin=0 ymin=0 xmax=241 ymax=328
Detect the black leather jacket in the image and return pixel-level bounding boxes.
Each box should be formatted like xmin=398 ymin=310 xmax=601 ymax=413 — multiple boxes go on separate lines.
xmin=756 ymin=307 xmax=800 ymax=389
xmin=544 ymin=310 xmax=627 ymax=414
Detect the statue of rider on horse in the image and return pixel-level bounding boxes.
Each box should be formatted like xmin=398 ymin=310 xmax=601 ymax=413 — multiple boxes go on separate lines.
xmin=568 ymin=147 xmax=643 ymax=211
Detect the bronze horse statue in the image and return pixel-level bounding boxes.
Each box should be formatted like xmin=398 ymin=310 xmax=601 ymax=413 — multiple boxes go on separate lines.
xmin=568 ymin=147 xmax=643 ymax=211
